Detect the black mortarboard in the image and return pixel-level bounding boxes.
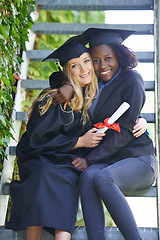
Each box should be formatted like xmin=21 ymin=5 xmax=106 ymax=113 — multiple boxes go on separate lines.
xmin=43 ymin=28 xmax=134 ymax=65
xmin=42 ymin=37 xmax=88 ymax=66
xmin=80 ymin=28 xmax=135 ymax=48
xmin=49 ymin=70 xmax=68 ymax=89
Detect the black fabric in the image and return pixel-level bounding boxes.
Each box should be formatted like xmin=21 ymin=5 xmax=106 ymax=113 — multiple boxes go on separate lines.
xmin=86 ymin=70 xmax=155 ymax=164
xmin=5 ymin=101 xmax=89 ymax=235
xmin=49 ymin=71 xmax=68 ymax=89
xmin=42 ymin=40 xmax=88 ymax=66
xmin=81 ymin=28 xmax=134 ymax=47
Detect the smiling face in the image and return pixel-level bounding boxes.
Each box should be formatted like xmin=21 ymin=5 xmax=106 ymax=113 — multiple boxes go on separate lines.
xmin=68 ymin=52 xmax=93 ymax=87
xmin=91 ymin=44 xmax=119 ymax=82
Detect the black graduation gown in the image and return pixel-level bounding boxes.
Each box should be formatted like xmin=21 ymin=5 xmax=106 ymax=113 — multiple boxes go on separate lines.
xmin=5 ymin=101 xmax=87 ymax=235
xmin=86 ymin=70 xmax=155 ymax=164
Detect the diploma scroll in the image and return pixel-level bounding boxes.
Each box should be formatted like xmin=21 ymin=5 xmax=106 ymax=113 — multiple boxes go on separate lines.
xmin=97 ymin=102 xmax=130 ymax=133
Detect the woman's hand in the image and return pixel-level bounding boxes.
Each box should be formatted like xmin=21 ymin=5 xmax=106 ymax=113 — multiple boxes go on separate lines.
xmin=132 ymin=118 xmax=147 ymax=138
xmin=72 ymin=158 xmax=90 ymax=171
xmin=73 ymin=127 xmax=105 ymax=149
xmin=52 ymin=84 xmax=74 ymax=109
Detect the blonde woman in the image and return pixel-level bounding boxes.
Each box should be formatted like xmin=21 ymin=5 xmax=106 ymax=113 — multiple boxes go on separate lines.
xmin=6 ymin=39 xmax=105 ymax=240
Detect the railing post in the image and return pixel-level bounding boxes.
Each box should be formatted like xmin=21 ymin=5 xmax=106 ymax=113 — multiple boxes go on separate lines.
xmin=154 ymin=0 xmax=160 ymax=238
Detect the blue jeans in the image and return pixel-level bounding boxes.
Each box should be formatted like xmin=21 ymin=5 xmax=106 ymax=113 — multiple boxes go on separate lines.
xmin=79 ymin=155 xmax=158 ymax=240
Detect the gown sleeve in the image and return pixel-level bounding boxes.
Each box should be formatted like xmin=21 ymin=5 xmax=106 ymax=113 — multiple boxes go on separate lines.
xmin=23 ymin=103 xmax=79 ymax=153
xmin=86 ymin=71 xmax=146 ymax=164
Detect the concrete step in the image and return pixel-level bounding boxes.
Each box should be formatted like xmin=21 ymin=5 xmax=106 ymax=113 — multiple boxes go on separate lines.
xmin=21 ymin=79 xmax=155 ymax=91
xmin=32 ymin=23 xmax=154 ymax=35
xmin=36 ymin=0 xmax=153 ymax=11
xmin=13 ymin=111 xmax=156 ymax=123
xmin=0 ymin=226 xmax=158 ymax=240
xmin=22 ymin=79 xmax=49 ymax=90
xmin=2 ymin=183 xmax=157 ymax=198
xmin=26 ymin=50 xmax=154 ymax=63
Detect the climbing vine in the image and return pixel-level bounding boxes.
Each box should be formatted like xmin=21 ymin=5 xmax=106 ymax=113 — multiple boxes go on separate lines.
xmin=0 ymin=0 xmax=35 ymax=170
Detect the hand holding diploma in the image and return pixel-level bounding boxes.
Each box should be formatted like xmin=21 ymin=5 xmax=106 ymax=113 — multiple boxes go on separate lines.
xmin=95 ymin=102 xmax=130 ymax=133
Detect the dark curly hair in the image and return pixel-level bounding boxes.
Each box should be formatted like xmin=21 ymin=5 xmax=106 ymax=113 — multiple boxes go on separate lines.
xmin=108 ymin=43 xmax=138 ymax=72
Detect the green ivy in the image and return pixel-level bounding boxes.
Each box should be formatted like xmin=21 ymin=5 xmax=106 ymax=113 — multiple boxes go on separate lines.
xmin=0 ymin=0 xmax=35 ymax=167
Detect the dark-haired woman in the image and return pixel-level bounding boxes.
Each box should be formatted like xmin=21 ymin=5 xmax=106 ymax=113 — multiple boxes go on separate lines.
xmin=70 ymin=28 xmax=158 ymax=240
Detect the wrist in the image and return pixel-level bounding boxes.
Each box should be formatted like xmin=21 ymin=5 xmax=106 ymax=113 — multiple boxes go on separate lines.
xmin=63 ymin=82 xmax=74 ymax=89
xmin=77 ymin=136 xmax=83 ymax=148
xmin=73 ymin=136 xmax=82 ymax=149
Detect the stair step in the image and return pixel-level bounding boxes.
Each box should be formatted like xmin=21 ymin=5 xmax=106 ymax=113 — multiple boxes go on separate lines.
xmin=16 ymin=111 xmax=27 ymax=121
xmin=36 ymin=0 xmax=153 ymax=11
xmin=144 ymin=81 xmax=155 ymax=91
xmin=21 ymin=79 xmax=155 ymax=91
xmin=124 ymin=185 xmax=157 ymax=197
xmin=14 ymin=111 xmax=155 ymax=123
xmin=12 ymin=109 xmax=157 ymax=123
xmin=26 ymin=50 xmax=154 ymax=63
xmin=22 ymin=79 xmax=49 ymax=90
xmin=140 ymin=113 xmax=155 ymax=123
xmin=0 ymin=226 xmax=158 ymax=239
xmin=2 ymin=183 xmax=157 ymax=198
xmin=32 ymin=23 xmax=154 ymax=35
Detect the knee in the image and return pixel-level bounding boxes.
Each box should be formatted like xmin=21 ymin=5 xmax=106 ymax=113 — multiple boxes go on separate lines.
xmin=94 ymin=169 xmax=115 ymax=194
xmin=79 ymin=167 xmax=96 ymax=187
xmin=79 ymin=165 xmax=102 ymax=191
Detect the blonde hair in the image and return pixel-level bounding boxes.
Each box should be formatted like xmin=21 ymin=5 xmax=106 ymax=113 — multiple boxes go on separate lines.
xmin=63 ymin=53 xmax=98 ymax=126
xmin=28 ymin=53 xmax=98 ymax=127
xmin=27 ymin=88 xmax=58 ymax=119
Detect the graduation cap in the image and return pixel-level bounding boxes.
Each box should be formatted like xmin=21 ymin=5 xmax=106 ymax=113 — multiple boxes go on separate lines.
xmin=43 ymin=36 xmax=89 ymax=88
xmin=79 ymin=28 xmax=135 ymax=48
xmin=43 ymin=28 xmax=134 ymax=65
xmin=42 ymin=36 xmax=88 ymax=66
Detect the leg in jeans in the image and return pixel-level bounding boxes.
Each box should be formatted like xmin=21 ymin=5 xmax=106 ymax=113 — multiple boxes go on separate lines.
xmin=79 ymin=163 xmax=109 ymax=240
xmin=95 ymin=156 xmax=156 ymax=240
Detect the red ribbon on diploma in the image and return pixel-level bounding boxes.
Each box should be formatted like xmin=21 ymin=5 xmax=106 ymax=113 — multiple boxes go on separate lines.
xmin=94 ymin=118 xmax=120 ymax=133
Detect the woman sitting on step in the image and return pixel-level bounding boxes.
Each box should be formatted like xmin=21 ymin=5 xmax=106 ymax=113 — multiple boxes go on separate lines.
xmin=6 ymin=37 xmax=104 ymax=240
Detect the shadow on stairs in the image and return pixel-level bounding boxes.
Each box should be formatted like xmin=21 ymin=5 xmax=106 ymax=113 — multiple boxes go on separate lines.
xmin=0 ymin=226 xmax=158 ymax=239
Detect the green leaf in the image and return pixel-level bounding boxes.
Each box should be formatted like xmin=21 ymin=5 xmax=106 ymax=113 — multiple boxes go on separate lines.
xmin=0 ymin=25 xmax=8 ymax=40
xmin=3 ymin=135 xmax=10 ymax=144
xmin=0 ymin=0 xmax=36 ymax=167
xmin=0 ymin=115 xmax=6 ymax=126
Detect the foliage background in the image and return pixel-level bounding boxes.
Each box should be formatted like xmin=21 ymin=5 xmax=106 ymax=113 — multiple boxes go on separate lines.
xmin=0 ymin=0 xmax=35 ymax=174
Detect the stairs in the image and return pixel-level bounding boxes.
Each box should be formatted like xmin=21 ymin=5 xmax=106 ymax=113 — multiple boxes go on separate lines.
xmin=0 ymin=0 xmax=160 ymax=239
xmin=0 ymin=226 xmax=158 ymax=240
